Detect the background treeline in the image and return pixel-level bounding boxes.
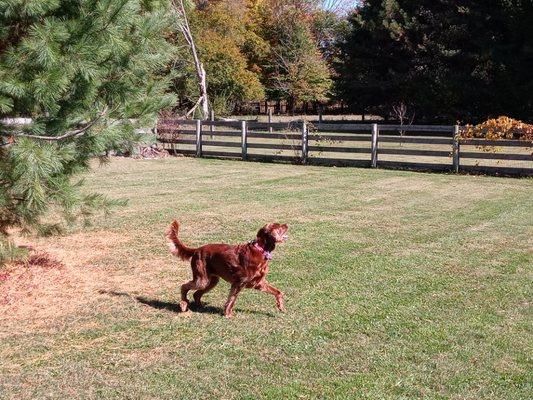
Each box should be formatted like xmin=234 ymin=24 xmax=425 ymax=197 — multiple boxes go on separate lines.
xmin=174 ymin=0 xmax=533 ymax=124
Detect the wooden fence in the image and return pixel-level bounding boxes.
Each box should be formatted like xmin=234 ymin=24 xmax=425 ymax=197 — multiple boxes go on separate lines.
xmin=156 ymin=118 xmax=533 ymax=176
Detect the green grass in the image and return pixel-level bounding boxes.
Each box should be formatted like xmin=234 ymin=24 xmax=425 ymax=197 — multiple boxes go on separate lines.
xmin=1 ymin=157 xmax=532 ymax=399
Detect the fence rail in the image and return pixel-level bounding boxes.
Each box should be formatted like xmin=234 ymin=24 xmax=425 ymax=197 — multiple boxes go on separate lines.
xmin=156 ymin=119 xmax=533 ymax=176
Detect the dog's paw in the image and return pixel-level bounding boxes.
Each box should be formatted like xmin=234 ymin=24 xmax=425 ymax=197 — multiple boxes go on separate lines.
xmin=179 ymin=300 xmax=189 ymax=312
xmin=276 ymin=297 xmax=285 ymax=312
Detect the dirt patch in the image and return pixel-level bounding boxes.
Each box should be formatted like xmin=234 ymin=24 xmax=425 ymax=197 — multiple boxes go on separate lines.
xmin=373 ymin=176 xmax=435 ymax=192
xmin=30 ymin=230 xmax=129 ymax=267
xmin=466 ymin=221 xmax=494 ymax=232
xmin=0 ymin=231 xmax=182 ymax=337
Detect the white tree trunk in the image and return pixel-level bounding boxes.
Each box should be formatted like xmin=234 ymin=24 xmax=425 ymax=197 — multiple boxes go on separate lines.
xmin=172 ymin=0 xmax=209 ymax=119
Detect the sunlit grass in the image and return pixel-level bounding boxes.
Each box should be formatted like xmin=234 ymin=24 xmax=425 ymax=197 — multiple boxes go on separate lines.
xmin=1 ymin=157 xmax=531 ymax=399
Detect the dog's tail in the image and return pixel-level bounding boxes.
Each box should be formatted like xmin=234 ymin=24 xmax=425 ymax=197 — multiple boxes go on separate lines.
xmin=166 ymin=220 xmax=196 ymax=261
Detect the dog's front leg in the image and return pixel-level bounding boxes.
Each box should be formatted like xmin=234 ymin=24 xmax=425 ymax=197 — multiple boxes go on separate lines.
xmin=255 ymin=281 xmax=285 ymax=312
xmin=224 ymin=283 xmax=243 ymax=317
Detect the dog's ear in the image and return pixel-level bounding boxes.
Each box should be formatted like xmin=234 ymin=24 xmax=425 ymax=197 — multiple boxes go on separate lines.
xmin=256 ymin=224 xmax=272 ymax=240
xmin=257 ymin=224 xmax=277 ymax=249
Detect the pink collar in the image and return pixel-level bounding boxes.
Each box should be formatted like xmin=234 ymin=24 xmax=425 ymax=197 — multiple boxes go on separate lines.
xmin=253 ymin=242 xmax=272 ymax=260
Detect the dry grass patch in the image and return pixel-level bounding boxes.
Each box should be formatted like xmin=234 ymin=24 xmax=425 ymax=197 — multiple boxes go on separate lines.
xmin=0 ymin=229 xmax=186 ymax=335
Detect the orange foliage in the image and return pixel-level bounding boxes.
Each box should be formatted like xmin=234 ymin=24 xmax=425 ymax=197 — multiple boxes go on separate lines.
xmin=461 ymin=116 xmax=533 ymax=141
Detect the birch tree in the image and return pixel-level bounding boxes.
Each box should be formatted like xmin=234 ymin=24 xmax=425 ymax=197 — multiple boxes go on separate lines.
xmin=171 ymin=0 xmax=210 ymax=119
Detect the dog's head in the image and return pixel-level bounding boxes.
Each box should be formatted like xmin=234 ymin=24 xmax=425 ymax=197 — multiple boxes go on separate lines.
xmin=256 ymin=223 xmax=289 ymax=250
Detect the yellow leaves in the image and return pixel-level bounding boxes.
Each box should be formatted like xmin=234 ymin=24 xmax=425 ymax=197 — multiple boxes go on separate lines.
xmin=462 ymin=116 xmax=533 ymax=141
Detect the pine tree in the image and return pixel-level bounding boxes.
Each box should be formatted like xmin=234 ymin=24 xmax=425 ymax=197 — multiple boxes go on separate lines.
xmin=337 ymin=0 xmax=533 ymax=122
xmin=0 ymin=0 xmax=177 ymax=261
xmin=336 ymin=0 xmax=417 ymax=118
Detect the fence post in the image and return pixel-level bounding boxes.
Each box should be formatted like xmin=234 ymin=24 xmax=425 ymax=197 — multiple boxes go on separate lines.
xmin=241 ymin=120 xmax=247 ymax=160
xmin=371 ymin=123 xmax=379 ymax=168
xmin=301 ymin=121 xmax=308 ymax=164
xmin=452 ymin=125 xmax=460 ymax=173
xmin=210 ymin=109 xmax=214 ymax=139
xmin=268 ymin=108 xmax=273 ymax=134
xmin=195 ymin=119 xmax=202 ymax=157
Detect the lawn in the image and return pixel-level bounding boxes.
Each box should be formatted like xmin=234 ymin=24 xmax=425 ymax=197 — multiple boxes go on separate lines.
xmin=1 ymin=157 xmax=532 ymax=399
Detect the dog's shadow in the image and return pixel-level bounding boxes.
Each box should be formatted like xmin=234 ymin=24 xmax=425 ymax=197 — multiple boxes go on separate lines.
xmin=135 ymin=296 xmax=222 ymax=315
xmin=99 ymin=290 xmax=274 ymax=316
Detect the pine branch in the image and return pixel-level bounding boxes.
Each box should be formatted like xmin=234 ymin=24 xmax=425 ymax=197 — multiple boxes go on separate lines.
xmin=100 ymin=0 xmax=130 ymax=33
xmin=0 ymin=107 xmax=108 ymax=141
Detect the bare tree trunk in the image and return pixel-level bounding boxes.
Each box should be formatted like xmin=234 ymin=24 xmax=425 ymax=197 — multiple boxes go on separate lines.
xmin=172 ymin=0 xmax=209 ymax=119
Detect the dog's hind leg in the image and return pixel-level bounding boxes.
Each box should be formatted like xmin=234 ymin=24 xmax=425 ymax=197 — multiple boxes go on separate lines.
xmin=180 ymin=256 xmax=209 ymax=312
xmin=193 ymin=276 xmax=220 ymax=307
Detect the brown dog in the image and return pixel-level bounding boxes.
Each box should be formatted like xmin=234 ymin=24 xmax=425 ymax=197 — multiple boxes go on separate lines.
xmin=166 ymin=220 xmax=288 ymax=317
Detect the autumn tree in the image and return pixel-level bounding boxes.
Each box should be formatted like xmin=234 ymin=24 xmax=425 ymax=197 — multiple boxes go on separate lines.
xmin=172 ymin=0 xmax=334 ymax=114
xmin=258 ymin=0 xmax=332 ymax=112
xmin=172 ymin=0 xmax=265 ymax=115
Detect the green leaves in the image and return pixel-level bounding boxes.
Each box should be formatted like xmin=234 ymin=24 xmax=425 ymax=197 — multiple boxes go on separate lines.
xmin=0 ymin=96 xmax=13 ymax=113
xmin=0 ymin=0 xmax=61 ymax=18
xmin=0 ymin=0 xmax=178 ymax=245
xmin=1 ymin=0 xmax=176 ymax=122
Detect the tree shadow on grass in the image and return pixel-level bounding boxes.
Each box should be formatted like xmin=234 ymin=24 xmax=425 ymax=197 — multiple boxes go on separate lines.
xmin=99 ymin=290 xmax=274 ymax=316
